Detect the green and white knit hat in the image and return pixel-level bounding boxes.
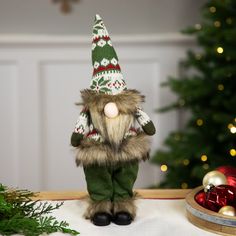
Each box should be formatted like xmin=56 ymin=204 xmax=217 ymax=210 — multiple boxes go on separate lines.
xmin=90 ymin=14 xmax=127 ymax=95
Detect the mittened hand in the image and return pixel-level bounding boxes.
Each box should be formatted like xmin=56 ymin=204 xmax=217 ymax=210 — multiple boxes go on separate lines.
xmin=71 ymin=132 xmax=84 ymax=147
xmin=142 ymin=121 xmax=156 ymax=136
xmin=135 ymin=107 xmax=156 ymax=136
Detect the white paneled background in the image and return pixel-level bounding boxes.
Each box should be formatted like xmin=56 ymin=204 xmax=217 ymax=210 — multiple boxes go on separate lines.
xmin=0 ymin=36 xmax=194 ymax=191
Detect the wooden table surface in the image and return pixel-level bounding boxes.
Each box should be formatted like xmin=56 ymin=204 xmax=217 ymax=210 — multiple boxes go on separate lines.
xmin=34 ymin=189 xmax=191 ymax=201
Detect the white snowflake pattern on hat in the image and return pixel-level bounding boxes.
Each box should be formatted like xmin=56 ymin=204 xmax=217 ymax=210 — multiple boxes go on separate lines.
xmin=97 ymin=39 xmax=106 ymax=47
xmin=93 ymin=61 xmax=100 ymax=69
xmin=111 ymin=58 xmax=118 ymax=65
xmin=101 ymin=58 xmax=109 ymax=66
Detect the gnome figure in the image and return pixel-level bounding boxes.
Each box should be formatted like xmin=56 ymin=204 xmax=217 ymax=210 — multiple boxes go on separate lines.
xmin=71 ymin=15 xmax=156 ymax=226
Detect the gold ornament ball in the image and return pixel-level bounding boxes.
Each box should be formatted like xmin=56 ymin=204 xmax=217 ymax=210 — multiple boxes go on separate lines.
xmin=202 ymin=170 xmax=227 ymax=187
xmin=218 ymin=206 xmax=236 ymax=217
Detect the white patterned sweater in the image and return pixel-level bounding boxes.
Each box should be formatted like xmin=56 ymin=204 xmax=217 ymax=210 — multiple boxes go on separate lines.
xmin=73 ymin=107 xmax=153 ymax=142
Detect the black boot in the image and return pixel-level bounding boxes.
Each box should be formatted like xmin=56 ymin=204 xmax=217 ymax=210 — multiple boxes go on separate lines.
xmin=92 ymin=212 xmax=112 ymax=226
xmin=112 ymin=212 xmax=133 ymax=225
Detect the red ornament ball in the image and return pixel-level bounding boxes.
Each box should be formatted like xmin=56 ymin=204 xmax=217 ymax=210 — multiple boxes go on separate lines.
xmin=217 ymin=166 xmax=236 ymax=188
xmin=195 ymin=191 xmax=206 ymax=207
xmin=205 ymin=184 xmax=236 ymax=211
xmin=227 ymin=176 xmax=236 ymax=189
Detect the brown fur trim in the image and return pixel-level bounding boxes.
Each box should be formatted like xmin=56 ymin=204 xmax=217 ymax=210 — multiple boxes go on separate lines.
xmin=84 ymin=199 xmax=112 ymax=219
xmin=76 ymin=132 xmax=151 ymax=166
xmin=80 ymin=89 xmax=145 ymax=114
xmin=113 ymin=197 xmax=137 ymax=219
xmin=90 ymin=108 xmax=134 ymax=146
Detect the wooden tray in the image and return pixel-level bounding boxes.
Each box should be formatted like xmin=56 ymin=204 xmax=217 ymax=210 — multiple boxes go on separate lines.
xmin=186 ymin=186 xmax=236 ymax=236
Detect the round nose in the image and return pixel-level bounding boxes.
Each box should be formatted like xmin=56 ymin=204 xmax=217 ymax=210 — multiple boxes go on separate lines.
xmin=104 ymin=102 xmax=119 ymax=118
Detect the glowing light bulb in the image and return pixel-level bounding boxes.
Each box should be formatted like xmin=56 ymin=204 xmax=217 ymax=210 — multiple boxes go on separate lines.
xmin=160 ymin=165 xmax=168 ymax=172
xmin=195 ymin=24 xmax=202 ymax=30
xmin=183 ymin=159 xmax=190 ymax=166
xmin=209 ymin=6 xmax=216 ymax=13
xmin=197 ymin=119 xmax=203 ymax=126
xmin=217 ymin=47 xmax=224 ymax=54
xmin=230 ymin=149 xmax=236 ymax=157
xmin=201 ymin=155 xmax=208 ymax=162
xmin=230 ymin=127 xmax=236 ymax=134
xmin=228 ymin=124 xmax=236 ymax=133
xmin=214 ymin=21 xmax=221 ymax=27
xmin=218 ymin=84 xmax=224 ymax=91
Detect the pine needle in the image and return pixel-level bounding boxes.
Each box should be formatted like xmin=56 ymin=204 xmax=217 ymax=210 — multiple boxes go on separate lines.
xmin=0 ymin=183 xmax=79 ymax=235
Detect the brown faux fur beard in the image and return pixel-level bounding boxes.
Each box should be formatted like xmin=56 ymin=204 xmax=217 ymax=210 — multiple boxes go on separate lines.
xmin=90 ymin=107 xmax=134 ymax=147
xmin=81 ymin=89 xmax=144 ymax=147
xmin=76 ymin=89 xmax=151 ymax=166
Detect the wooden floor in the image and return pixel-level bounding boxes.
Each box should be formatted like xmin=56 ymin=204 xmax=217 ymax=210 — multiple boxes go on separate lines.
xmin=33 ymin=189 xmax=191 ymax=201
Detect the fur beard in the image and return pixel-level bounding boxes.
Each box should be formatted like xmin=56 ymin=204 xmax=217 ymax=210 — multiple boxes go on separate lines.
xmin=105 ymin=115 xmax=133 ymax=147
xmin=90 ymin=108 xmax=134 ymax=147
xmin=75 ymin=89 xmax=151 ymax=166
xmin=81 ymin=89 xmax=144 ymax=147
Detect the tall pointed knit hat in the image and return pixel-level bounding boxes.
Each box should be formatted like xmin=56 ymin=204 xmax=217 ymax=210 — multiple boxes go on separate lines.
xmin=90 ymin=14 xmax=127 ymax=95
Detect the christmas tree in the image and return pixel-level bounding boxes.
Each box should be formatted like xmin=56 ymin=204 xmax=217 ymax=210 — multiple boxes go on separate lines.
xmin=152 ymin=0 xmax=236 ymax=188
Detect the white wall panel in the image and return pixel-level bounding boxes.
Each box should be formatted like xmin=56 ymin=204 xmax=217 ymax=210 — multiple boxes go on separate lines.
xmin=16 ymin=59 xmax=43 ymax=191
xmin=40 ymin=62 xmax=90 ymax=190
xmin=0 ymin=63 xmax=18 ymax=186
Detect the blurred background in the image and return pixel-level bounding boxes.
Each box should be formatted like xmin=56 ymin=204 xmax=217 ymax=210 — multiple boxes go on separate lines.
xmin=0 ymin=0 xmax=206 ymax=191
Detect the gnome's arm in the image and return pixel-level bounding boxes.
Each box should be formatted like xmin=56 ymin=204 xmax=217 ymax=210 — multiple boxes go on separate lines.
xmin=135 ymin=107 xmax=156 ymax=135
xmin=71 ymin=106 xmax=89 ymax=147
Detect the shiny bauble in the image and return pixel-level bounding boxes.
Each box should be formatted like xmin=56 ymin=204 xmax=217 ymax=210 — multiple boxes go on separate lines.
xmin=195 ymin=191 xmax=206 ymax=207
xmin=203 ymin=170 xmax=227 ymax=188
xmin=217 ymin=166 xmax=236 ymax=188
xmin=204 ymin=183 xmax=215 ymax=193
xmin=218 ymin=205 xmax=236 ymax=217
xmin=104 ymin=102 xmax=119 ymax=118
xmin=205 ymin=184 xmax=236 ymax=211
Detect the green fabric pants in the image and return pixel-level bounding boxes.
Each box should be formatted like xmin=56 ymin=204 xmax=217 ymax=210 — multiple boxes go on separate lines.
xmin=83 ymin=162 xmax=139 ymax=202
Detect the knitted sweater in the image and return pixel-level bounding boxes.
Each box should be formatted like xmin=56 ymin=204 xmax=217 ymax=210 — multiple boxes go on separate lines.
xmin=72 ymin=106 xmax=155 ymax=145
